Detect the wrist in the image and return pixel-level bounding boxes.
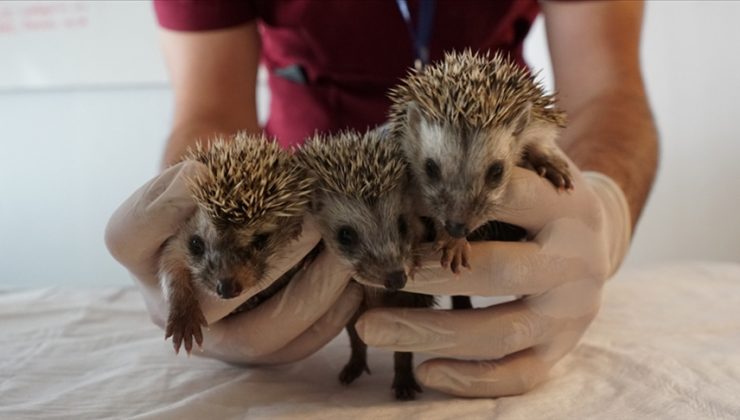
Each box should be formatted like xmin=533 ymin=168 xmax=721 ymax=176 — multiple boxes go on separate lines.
xmin=583 ymin=171 xmax=632 ymax=276
xmin=161 ymin=123 xmax=261 ymax=170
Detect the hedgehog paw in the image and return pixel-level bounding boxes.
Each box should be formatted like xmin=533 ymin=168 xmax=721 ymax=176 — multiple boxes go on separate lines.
xmin=392 ymin=372 xmax=423 ymax=401
xmin=165 ymin=304 xmax=207 ymax=355
xmin=536 ymin=157 xmax=573 ymax=191
xmin=439 ymin=238 xmax=472 ymax=274
xmin=339 ymin=358 xmax=371 ymax=385
xmin=523 ymin=145 xmax=574 ymax=191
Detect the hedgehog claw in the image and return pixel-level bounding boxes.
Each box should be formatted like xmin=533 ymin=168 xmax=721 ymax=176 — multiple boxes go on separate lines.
xmin=166 ymin=305 xmax=207 ymax=356
xmin=523 ymin=145 xmax=574 ymax=192
xmin=439 ymin=238 xmax=472 ymax=274
xmin=538 ymin=160 xmax=572 ymax=192
xmin=392 ymin=372 xmax=423 ymax=401
xmin=339 ymin=358 xmax=371 ymax=385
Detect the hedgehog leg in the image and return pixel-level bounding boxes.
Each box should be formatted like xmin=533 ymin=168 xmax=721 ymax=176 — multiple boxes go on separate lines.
xmin=392 ymin=351 xmax=423 ymax=401
xmin=386 ymin=292 xmax=432 ymax=401
xmin=163 ymin=266 xmax=207 ymax=355
xmin=521 ymin=143 xmax=574 ymax=191
xmin=339 ymin=304 xmax=371 ymax=385
xmin=436 ymin=234 xmax=472 ymax=274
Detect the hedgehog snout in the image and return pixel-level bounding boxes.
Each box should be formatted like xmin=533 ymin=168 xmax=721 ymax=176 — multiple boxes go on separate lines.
xmin=445 ymin=221 xmax=470 ymax=238
xmin=384 ymin=270 xmax=407 ymax=291
xmin=216 ymin=278 xmax=243 ymax=299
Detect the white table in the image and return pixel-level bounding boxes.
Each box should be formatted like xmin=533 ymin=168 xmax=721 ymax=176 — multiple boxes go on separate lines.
xmin=2 ymin=262 xmax=739 ymax=419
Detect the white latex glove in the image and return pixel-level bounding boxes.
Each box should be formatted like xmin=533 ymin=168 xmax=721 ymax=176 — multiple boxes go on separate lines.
xmin=355 ymin=162 xmax=631 ymax=397
xmin=105 ymin=161 xmax=362 ymax=364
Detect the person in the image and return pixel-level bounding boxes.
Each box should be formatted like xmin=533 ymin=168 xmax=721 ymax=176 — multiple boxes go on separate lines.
xmin=106 ymin=0 xmax=657 ymax=397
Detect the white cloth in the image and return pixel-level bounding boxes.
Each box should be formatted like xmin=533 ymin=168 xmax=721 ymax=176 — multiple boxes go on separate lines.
xmin=2 ymin=262 xmax=739 ymax=419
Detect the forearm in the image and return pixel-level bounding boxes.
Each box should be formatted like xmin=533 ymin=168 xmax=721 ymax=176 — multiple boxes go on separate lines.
xmin=558 ymin=85 xmax=658 ymax=230
xmin=158 ymin=23 xmax=262 ymax=169
xmin=542 ymin=0 xmax=656 ymax=229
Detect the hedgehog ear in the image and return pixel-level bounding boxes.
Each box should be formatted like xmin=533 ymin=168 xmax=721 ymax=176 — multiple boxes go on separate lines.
xmin=398 ymin=165 xmax=413 ymax=192
xmin=512 ymin=102 xmax=532 ymax=137
xmin=405 ymin=101 xmax=423 ymax=136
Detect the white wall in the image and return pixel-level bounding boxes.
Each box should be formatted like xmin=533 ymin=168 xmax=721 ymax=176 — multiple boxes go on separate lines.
xmin=0 ymin=1 xmax=168 ymax=89
xmin=0 ymin=1 xmax=738 ymax=289
xmin=624 ymin=2 xmax=740 ymax=265
xmin=0 ymin=88 xmax=171 ymax=288
xmin=525 ymin=2 xmax=740 ymax=267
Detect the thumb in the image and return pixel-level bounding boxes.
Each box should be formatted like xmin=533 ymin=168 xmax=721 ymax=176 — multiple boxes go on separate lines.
xmin=416 ymin=349 xmax=550 ymax=397
xmin=105 ymin=161 xmax=208 ymax=278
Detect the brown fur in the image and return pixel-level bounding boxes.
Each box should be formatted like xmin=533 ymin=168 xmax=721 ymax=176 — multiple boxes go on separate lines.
xmin=296 ymin=129 xmax=435 ymax=401
xmin=186 ymin=133 xmax=313 ymax=229
xmin=389 ymin=50 xmax=572 ymax=272
xmin=159 ymin=134 xmax=311 ymax=354
xmin=388 ymin=49 xmax=565 ymax=131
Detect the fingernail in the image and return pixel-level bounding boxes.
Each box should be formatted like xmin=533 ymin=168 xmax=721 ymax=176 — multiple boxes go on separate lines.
xmin=416 ymin=363 xmax=433 ymax=385
xmin=354 ymin=312 xmax=396 ymax=346
xmin=417 ymin=364 xmax=454 ymax=390
xmin=417 ymin=363 xmax=470 ymax=393
xmin=353 ymin=317 xmax=371 ymax=342
xmin=356 ymin=312 xmax=455 ymax=351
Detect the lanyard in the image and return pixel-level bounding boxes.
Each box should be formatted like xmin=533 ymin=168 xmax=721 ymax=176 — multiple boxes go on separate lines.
xmin=395 ymin=0 xmax=437 ymax=69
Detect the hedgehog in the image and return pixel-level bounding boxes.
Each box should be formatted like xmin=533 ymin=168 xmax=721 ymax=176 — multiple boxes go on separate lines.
xmin=158 ymin=133 xmax=313 ymax=354
xmin=388 ymin=49 xmax=572 ymax=274
xmin=296 ymin=128 xmax=434 ymax=401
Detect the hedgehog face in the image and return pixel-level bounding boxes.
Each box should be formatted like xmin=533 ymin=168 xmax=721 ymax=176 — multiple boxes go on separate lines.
xmin=402 ymin=107 xmax=522 ymax=237
xmin=312 ymin=187 xmax=421 ymax=291
xmin=389 ymin=50 xmax=566 ymax=236
xmin=296 ymin=129 xmax=418 ymax=290
xmin=171 ymin=209 xmax=301 ymax=299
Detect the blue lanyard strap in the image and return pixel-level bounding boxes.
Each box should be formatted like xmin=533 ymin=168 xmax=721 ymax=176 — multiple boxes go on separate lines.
xmin=395 ymin=0 xmax=437 ymax=69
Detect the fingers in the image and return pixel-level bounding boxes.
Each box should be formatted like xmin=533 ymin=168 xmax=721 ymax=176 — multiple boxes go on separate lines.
xmin=245 ymin=282 xmax=364 ymax=365
xmin=415 ymin=349 xmax=551 ymax=397
xmin=105 ymin=161 xmax=209 ymax=278
xmin=496 ymin=165 xmax=585 ymax=233
xmin=405 ymin=241 xmax=573 ymax=296
xmin=203 ymin=250 xmax=355 ymax=358
xmin=356 ymin=300 xmax=555 ymax=359
xmin=261 ymin=216 xmax=322 ymax=285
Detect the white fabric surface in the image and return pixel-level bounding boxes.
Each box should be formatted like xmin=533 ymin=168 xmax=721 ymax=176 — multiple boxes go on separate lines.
xmin=1 ymin=262 xmax=739 ymax=419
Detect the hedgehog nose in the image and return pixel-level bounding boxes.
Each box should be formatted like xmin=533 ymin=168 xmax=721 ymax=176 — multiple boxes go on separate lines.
xmin=216 ymin=278 xmax=242 ymax=299
xmin=445 ymin=221 xmax=469 ymax=238
xmin=384 ymin=271 xmax=407 ymax=291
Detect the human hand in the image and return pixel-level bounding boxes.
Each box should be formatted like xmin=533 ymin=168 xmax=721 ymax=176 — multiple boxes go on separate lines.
xmin=105 ymin=161 xmax=362 ymax=364
xmin=355 ymin=162 xmax=631 ymax=397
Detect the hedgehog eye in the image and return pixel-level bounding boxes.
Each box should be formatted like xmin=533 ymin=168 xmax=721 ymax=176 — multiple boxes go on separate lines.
xmin=188 ymin=235 xmax=205 ymax=257
xmin=239 ymin=247 xmax=253 ymax=260
xmin=337 ymin=226 xmax=359 ymax=249
xmin=424 ymin=158 xmax=441 ymax=182
xmin=251 ymin=233 xmax=269 ymax=251
xmin=398 ymin=216 xmax=408 ymax=238
xmin=485 ymin=161 xmax=504 ymax=186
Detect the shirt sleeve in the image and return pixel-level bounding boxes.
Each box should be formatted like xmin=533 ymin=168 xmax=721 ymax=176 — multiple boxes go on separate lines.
xmin=153 ymin=0 xmax=257 ymax=31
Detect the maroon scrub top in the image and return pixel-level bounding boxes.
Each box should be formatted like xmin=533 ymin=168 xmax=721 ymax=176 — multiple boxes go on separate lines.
xmin=154 ymin=0 xmax=541 ymax=148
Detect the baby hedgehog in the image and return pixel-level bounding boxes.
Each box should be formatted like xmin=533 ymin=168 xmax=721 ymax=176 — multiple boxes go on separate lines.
xmin=296 ymin=128 xmax=434 ymax=401
xmin=389 ymin=49 xmax=572 ymax=273
xmin=159 ymin=133 xmax=313 ymax=354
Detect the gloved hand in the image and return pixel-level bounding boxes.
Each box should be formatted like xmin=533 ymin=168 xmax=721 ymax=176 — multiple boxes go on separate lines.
xmin=105 ymin=161 xmax=362 ymax=364
xmin=355 ymin=162 xmax=631 ymax=397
